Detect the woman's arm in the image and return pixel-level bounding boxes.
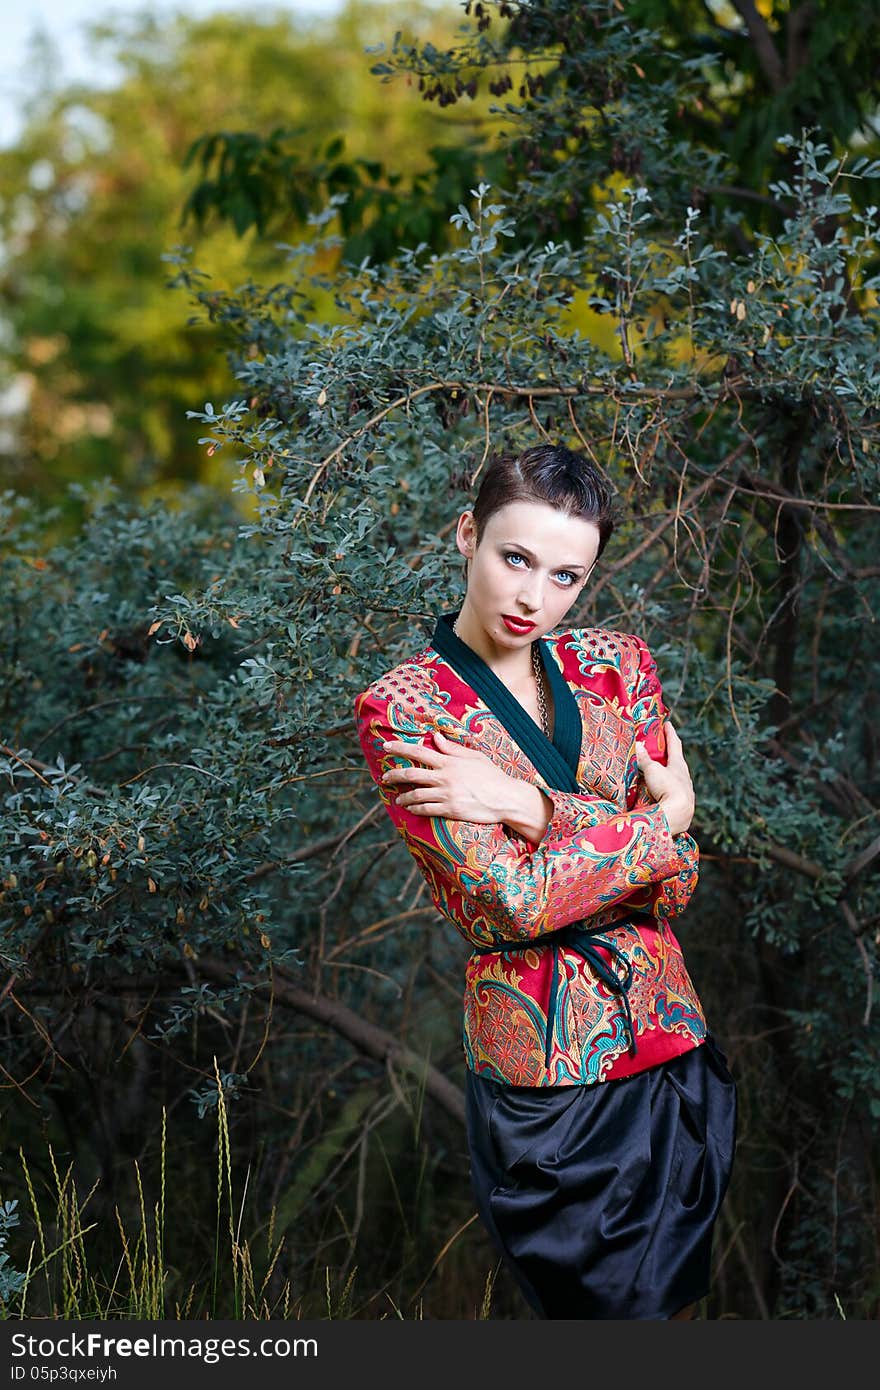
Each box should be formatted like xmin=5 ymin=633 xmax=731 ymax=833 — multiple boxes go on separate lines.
xmin=626 ymin=635 xmax=700 ymax=920
xmin=354 ymin=676 xmax=693 ymax=950
xmin=493 ymin=636 xmax=699 ymax=919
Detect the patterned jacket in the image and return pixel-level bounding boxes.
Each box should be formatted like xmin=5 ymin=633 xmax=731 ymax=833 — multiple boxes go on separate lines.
xmin=353 ymin=619 xmax=707 ymax=1087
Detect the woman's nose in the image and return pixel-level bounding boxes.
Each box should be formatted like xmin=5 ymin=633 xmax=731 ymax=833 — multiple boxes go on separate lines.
xmin=517 ymin=577 xmax=543 ymax=612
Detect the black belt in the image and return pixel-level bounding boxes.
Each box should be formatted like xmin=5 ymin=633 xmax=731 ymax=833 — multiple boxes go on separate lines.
xmin=472 ymin=922 xmax=638 ymax=1071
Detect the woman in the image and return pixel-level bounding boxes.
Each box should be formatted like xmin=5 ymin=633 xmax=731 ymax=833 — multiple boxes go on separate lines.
xmin=353 ymin=443 xmax=737 ymax=1320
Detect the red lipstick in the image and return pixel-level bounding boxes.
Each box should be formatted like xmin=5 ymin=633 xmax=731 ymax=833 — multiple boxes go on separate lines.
xmin=502 ymin=614 xmax=536 ymax=634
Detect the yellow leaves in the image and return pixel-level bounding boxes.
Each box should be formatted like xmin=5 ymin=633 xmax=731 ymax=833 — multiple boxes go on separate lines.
xmin=182 ymin=941 xmax=196 ymax=959
xmin=260 ymin=931 xmax=271 ymax=949
xmin=148 ymin=620 xmax=162 ymax=636
xmin=227 ymin=615 xmax=241 ymax=628
xmin=176 ymin=906 xmax=186 ymax=925
xmin=148 ymin=876 xmax=158 ymax=893
xmin=181 ymin=630 xmax=200 ymax=653
xmin=729 ymin=298 xmax=747 ymax=320
xmin=317 ymin=387 xmax=328 ymax=407
xmin=633 ymin=63 xmax=645 ymax=79
xmin=137 ymin=835 xmax=146 ymax=852
xmin=746 ymin=279 xmax=756 ymax=294
xmin=253 ymin=467 xmax=265 ymax=487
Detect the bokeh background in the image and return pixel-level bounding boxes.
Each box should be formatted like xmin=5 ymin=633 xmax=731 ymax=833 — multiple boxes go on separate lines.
xmin=1 ymin=1 xmax=471 ymax=517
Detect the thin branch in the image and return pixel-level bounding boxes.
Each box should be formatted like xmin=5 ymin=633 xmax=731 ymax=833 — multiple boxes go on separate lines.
xmin=730 ymin=0 xmax=785 ymax=91
xmin=197 ymin=955 xmax=466 ymax=1125
xmin=32 ymin=695 xmax=190 ymax=755
xmin=703 ymin=183 xmax=794 ymax=214
xmin=298 ymin=375 xmax=739 ymax=507
xmin=786 ymin=3 xmax=816 ymax=81
xmin=840 ymin=901 xmax=873 ymax=1026
xmin=845 ymin=834 xmax=880 ymax=882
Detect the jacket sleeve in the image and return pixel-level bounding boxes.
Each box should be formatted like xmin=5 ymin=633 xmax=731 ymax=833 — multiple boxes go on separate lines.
xmin=620 ymin=635 xmax=700 ymax=923
xmin=354 ymin=666 xmax=694 ymax=951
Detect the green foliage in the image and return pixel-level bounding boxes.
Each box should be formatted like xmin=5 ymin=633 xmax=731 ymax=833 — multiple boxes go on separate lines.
xmin=274 ymin=0 xmax=880 ymax=255
xmin=0 ymin=1202 xmax=26 ymax=1306
xmin=2 ymin=0 xmax=880 ymax=1321
xmin=182 ymin=129 xmax=497 ymax=260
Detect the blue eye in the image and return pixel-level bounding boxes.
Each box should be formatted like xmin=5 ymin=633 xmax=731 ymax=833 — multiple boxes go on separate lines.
xmin=504 ymin=552 xmax=577 ymax=586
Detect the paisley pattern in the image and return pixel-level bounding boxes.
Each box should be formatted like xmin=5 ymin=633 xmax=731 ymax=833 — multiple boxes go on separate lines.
xmin=354 ymin=624 xmax=708 ymax=1086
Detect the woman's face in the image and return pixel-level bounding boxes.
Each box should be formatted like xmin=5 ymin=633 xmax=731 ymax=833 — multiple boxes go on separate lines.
xmin=456 ymin=500 xmax=601 ymax=650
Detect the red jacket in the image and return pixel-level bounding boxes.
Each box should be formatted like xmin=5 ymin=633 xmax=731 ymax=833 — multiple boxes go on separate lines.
xmin=354 ymin=623 xmax=707 ymax=1086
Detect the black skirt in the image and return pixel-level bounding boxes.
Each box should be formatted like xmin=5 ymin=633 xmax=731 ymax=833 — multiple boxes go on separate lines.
xmin=465 ymin=1035 xmax=737 ymax=1320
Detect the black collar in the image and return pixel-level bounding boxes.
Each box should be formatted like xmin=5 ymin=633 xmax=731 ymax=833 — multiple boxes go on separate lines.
xmin=430 ymin=610 xmax=582 ymax=793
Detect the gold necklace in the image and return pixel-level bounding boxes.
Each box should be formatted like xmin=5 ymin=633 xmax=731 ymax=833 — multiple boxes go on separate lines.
xmin=531 ymin=641 xmax=550 ymax=738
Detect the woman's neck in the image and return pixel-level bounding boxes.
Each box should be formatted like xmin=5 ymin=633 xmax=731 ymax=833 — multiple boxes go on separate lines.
xmin=453 ymin=603 xmax=535 ymax=685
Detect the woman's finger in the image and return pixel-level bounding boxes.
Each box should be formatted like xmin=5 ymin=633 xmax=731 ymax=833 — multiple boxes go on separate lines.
xmin=381 ymin=737 xmax=445 ymax=767
xmin=383 ymin=765 xmax=442 ymax=785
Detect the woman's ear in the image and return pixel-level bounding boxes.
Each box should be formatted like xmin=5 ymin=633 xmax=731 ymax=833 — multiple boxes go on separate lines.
xmin=455 ymin=509 xmax=477 ymax=561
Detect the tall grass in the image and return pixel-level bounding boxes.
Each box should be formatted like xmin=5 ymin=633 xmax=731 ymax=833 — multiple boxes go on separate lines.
xmin=1 ymin=1058 xmax=293 ymax=1320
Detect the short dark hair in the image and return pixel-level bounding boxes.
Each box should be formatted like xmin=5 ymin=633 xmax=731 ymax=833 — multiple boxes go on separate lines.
xmin=470 ymin=444 xmax=617 ymax=560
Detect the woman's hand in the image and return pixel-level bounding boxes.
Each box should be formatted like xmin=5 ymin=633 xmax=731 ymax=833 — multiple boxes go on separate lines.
xmin=634 ymin=722 xmax=695 ymax=836
xmin=380 ymin=729 xmax=540 ymax=828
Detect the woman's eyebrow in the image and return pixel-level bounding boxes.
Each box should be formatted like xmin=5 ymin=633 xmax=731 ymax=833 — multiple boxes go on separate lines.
xmin=501 ymin=541 xmax=588 ymax=572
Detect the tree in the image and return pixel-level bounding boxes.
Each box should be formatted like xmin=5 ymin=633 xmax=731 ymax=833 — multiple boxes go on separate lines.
xmin=0 ymin=3 xmax=475 ymax=515
xmin=2 ymin=1 xmax=879 ymax=1318
xmin=191 ymin=0 xmax=880 ymax=253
